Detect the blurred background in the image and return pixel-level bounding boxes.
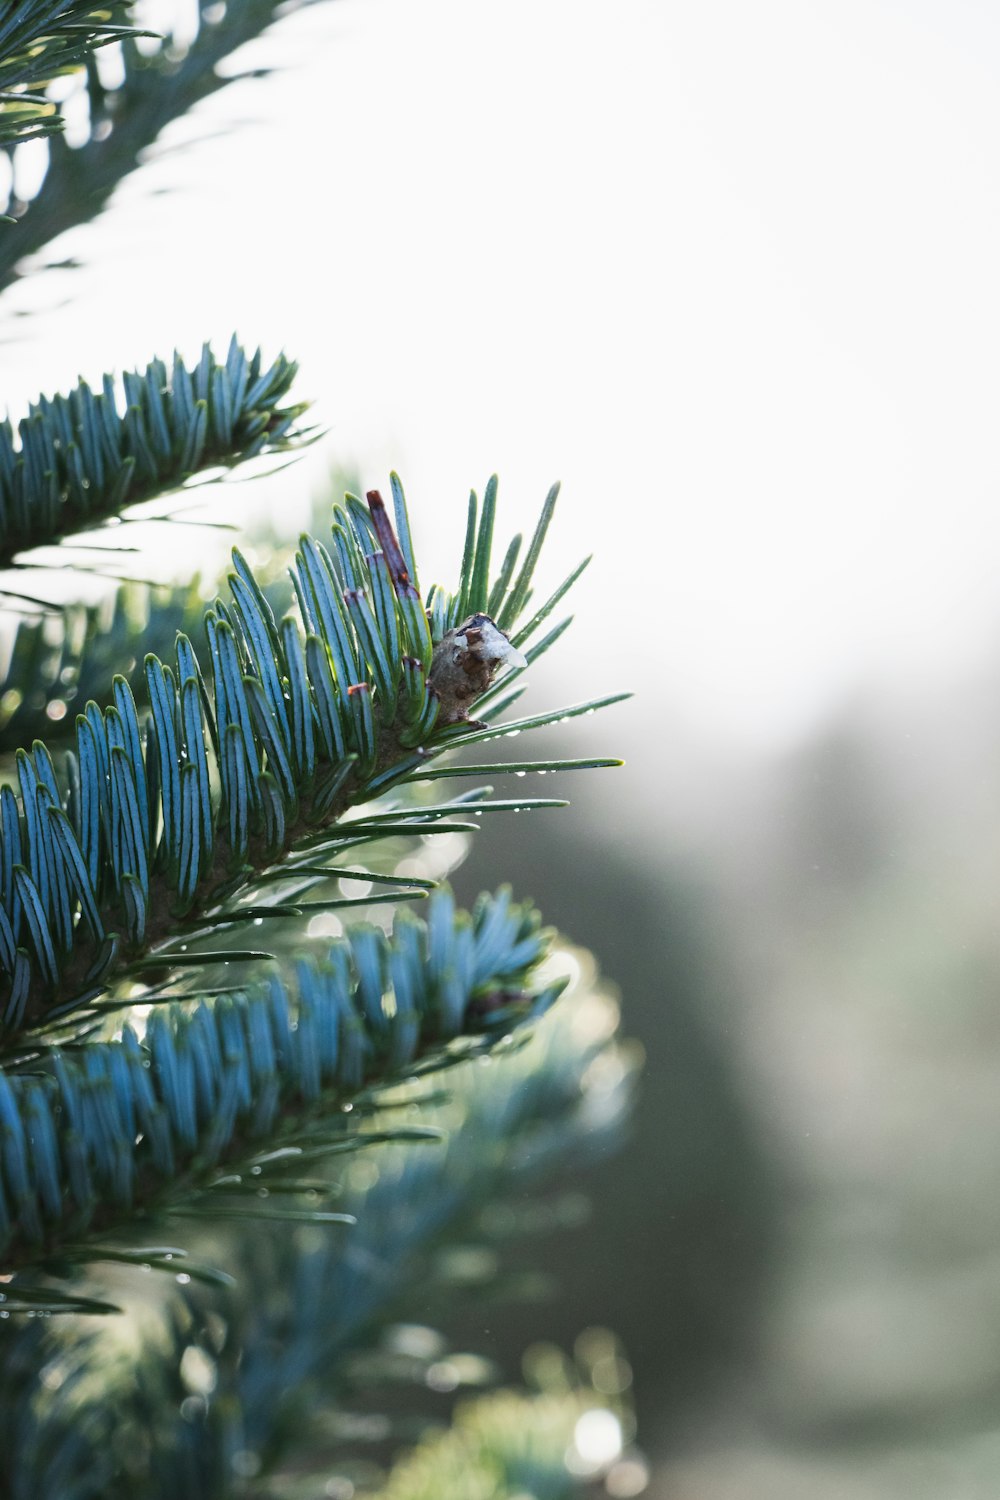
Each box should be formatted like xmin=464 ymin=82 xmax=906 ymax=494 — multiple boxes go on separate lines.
xmin=5 ymin=1 xmax=1000 ymax=1494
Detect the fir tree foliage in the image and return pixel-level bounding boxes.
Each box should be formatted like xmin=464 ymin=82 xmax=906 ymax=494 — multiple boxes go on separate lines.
xmin=0 ymin=0 xmax=151 ymax=149
xmin=0 ymin=337 xmax=311 ymax=567
xmin=0 ymin=450 xmax=626 ymax=1324
xmin=0 ymin=887 xmax=561 ymax=1289
xmin=0 ymin=956 xmax=637 ymax=1498
xmin=1 ymin=574 xmax=217 ymax=748
xmin=0 ymin=8 xmax=638 ymax=1494
xmin=0 ymin=468 xmax=623 ymax=1046
xmin=0 ymin=475 xmax=347 ymax=748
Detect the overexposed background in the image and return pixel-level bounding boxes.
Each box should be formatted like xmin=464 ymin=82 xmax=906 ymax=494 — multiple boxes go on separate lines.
xmin=6 ymin=3 xmax=1000 ymax=1495
xmin=7 ymin=0 xmax=1000 ymax=753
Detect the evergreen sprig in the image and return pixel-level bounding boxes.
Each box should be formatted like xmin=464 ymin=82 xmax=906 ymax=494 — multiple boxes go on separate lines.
xmin=0 ymin=337 xmax=309 ymax=567
xmin=0 ymin=957 xmax=635 ymax=1495
xmin=0 ymin=475 xmax=624 ymax=1044
xmin=0 ymin=887 xmax=559 ymax=1295
xmin=0 ymin=1 xmax=152 ymax=149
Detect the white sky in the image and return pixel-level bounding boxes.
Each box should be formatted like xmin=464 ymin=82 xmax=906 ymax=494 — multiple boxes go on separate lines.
xmin=4 ymin=0 xmax=1000 ymax=753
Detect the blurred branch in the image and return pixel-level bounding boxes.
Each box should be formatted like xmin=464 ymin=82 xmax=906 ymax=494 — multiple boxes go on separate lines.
xmin=0 ymin=0 xmax=330 ymax=288
xmin=0 ymin=1 xmax=152 ymax=150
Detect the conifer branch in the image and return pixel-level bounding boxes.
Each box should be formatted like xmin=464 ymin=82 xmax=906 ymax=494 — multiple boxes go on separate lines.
xmin=0 ymin=475 xmax=619 ymax=1046
xmin=0 ymin=471 xmax=350 ymax=750
xmin=0 ymin=337 xmax=310 ymax=568
xmin=0 ymin=1 xmax=152 ymax=150
xmin=0 ymin=887 xmax=560 ymax=1289
xmin=0 ymin=958 xmax=635 ymax=1492
xmin=0 ymin=2 xmax=638 ymax=1487
xmin=0 ymin=0 xmax=328 ymax=285
xmin=0 ymin=574 xmax=210 ymax=751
